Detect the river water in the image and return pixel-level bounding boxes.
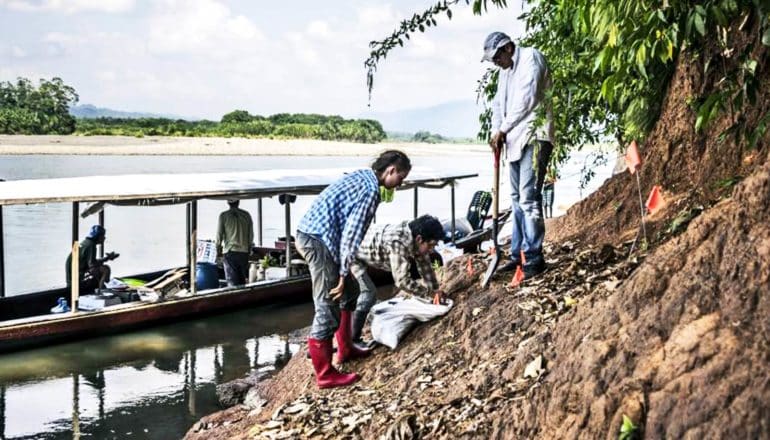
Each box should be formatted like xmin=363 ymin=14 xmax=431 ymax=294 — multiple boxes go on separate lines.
xmin=0 ymin=150 xmax=614 ymax=439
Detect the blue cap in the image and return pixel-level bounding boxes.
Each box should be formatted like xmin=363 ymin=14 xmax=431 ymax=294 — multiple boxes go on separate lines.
xmin=87 ymin=224 xmax=106 ymax=239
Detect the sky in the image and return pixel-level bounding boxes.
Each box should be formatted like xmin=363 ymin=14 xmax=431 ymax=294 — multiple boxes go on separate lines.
xmin=0 ymin=0 xmax=526 ymax=120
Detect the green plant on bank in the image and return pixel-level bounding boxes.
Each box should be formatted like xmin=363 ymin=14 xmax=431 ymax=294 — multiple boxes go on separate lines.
xmin=365 ymin=0 xmax=770 ymax=175
xmin=619 ymin=414 xmax=640 ymax=440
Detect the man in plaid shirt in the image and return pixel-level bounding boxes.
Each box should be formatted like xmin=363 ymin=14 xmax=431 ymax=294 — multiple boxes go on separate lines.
xmin=344 ymin=215 xmax=446 ymax=344
xmin=296 ymin=150 xmax=411 ymax=389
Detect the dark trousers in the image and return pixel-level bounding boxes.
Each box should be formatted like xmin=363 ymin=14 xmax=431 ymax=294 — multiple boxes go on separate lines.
xmin=223 ymin=251 xmax=249 ymax=286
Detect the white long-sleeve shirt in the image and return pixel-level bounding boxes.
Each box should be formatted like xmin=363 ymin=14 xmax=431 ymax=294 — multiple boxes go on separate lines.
xmin=491 ymin=45 xmax=554 ymax=162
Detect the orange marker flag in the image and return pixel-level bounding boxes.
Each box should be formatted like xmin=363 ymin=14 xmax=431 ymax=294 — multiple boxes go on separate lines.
xmin=646 ymin=185 xmax=664 ymax=214
xmin=509 ymin=265 xmax=525 ymax=288
xmin=625 ymin=140 xmax=642 ymax=174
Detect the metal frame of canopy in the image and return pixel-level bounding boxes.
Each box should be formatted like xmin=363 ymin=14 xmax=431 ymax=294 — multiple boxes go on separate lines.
xmin=0 ymin=168 xmax=478 ymax=299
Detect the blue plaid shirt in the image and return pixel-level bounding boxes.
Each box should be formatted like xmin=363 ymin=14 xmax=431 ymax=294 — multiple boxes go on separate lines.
xmin=298 ymin=169 xmax=380 ymax=276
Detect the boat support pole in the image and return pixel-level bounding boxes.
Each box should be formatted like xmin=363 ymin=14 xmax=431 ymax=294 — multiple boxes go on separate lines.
xmin=186 ymin=203 xmax=191 ymax=269
xmin=450 ymin=180 xmax=456 ymax=245
xmin=98 ymin=209 xmax=105 ymax=259
xmin=413 ymin=187 xmax=419 ymax=219
xmin=72 ymin=202 xmax=80 ymax=311
xmin=0 ymin=204 xmax=4 ymax=298
xmin=257 ymin=197 xmax=263 ymax=247
xmin=190 ymin=200 xmax=198 ymax=294
xmin=281 ymin=195 xmax=293 ymax=277
xmin=72 ymin=202 xmax=79 ymax=246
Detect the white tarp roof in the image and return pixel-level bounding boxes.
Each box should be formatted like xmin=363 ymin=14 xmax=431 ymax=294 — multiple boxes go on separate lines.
xmin=0 ymin=167 xmax=477 ymax=206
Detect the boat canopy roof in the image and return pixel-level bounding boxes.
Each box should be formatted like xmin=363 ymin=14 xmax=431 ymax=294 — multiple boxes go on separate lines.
xmin=0 ymin=167 xmax=477 ymax=207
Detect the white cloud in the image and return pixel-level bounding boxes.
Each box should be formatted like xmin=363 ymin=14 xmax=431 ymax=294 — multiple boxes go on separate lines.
xmin=11 ymin=45 xmax=26 ymax=57
xmin=0 ymin=0 xmax=134 ymax=14
xmin=306 ymin=20 xmax=332 ymax=40
xmin=147 ymin=0 xmax=264 ymax=56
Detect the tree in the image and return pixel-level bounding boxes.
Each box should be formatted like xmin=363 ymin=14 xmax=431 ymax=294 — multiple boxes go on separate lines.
xmin=221 ymin=109 xmax=253 ymax=124
xmin=0 ymin=77 xmax=78 ymax=134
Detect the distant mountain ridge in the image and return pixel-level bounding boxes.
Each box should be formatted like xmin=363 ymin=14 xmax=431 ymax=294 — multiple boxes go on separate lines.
xmin=70 ymin=104 xmax=190 ymax=120
xmin=361 ymin=100 xmax=482 ymax=139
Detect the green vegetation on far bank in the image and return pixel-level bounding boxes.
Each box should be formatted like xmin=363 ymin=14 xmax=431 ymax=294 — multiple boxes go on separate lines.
xmin=1 ymin=77 xmax=387 ymax=143
xmin=75 ymin=111 xmax=387 ymax=143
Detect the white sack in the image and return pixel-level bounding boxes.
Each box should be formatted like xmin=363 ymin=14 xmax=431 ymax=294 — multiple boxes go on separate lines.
xmin=370 ymin=296 xmax=454 ymax=349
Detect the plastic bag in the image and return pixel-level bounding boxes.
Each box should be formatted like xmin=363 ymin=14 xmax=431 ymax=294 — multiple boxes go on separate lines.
xmin=370 ymin=295 xmax=454 ymax=349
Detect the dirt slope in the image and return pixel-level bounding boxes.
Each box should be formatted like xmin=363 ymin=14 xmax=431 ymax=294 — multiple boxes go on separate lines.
xmin=184 ymin=21 xmax=770 ymax=440
xmin=186 ymin=155 xmax=769 ymax=440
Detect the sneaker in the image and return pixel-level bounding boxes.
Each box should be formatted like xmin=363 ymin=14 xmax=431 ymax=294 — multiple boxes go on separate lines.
xmin=50 ymin=297 xmax=71 ymax=313
xmin=523 ymin=260 xmax=547 ymax=278
xmin=497 ymin=260 xmax=522 ymax=273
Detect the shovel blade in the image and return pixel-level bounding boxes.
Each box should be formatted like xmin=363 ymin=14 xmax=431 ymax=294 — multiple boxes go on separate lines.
xmin=481 ymin=251 xmax=499 ymax=288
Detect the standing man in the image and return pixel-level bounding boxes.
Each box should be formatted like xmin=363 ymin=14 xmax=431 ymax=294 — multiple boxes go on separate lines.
xmin=346 ymin=215 xmax=446 ymax=344
xmin=482 ymin=31 xmax=554 ymax=278
xmin=65 ymin=224 xmax=118 ymax=292
xmin=296 ymin=150 xmax=411 ymax=389
xmin=216 ymin=199 xmax=254 ymax=286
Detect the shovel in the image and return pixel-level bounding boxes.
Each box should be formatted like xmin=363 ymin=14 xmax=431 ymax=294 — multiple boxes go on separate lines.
xmin=481 ymin=144 xmax=502 ymax=288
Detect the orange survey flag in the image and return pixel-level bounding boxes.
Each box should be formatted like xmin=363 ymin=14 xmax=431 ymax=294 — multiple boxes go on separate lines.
xmin=646 ymin=185 xmax=664 ymax=213
xmin=625 ymin=140 xmax=642 ymax=174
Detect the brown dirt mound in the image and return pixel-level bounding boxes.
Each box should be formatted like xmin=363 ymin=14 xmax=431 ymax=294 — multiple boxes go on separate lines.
xmin=187 ymin=156 xmax=770 ymax=440
xmin=551 ymin=22 xmax=769 ymax=247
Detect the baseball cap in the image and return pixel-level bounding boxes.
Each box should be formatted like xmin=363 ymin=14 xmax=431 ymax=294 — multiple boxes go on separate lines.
xmin=481 ymin=31 xmax=511 ymax=62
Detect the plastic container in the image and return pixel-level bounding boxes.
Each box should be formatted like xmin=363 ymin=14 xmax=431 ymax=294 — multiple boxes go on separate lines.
xmin=196 ymin=240 xmax=217 ymax=264
xmin=195 ymin=262 xmax=219 ymax=290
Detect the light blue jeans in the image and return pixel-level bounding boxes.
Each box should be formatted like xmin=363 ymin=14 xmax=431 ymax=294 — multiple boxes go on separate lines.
xmin=508 ymin=141 xmax=553 ymax=267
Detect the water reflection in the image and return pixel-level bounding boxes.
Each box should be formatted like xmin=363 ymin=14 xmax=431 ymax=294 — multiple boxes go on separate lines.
xmin=0 ymin=302 xmax=312 ymax=439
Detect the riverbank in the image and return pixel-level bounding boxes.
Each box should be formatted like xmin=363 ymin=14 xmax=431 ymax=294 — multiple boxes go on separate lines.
xmin=0 ymin=135 xmax=487 ymax=156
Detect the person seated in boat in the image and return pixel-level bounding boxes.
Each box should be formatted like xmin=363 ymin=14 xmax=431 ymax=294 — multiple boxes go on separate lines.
xmin=346 ymin=214 xmax=447 ymax=345
xmin=216 ymin=199 xmax=254 ymax=287
xmin=65 ymin=225 xmax=119 ymax=292
xmin=296 ymin=150 xmax=411 ymax=389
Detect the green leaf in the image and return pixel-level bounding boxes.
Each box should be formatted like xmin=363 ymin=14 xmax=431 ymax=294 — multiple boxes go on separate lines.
xmin=763 ymin=28 xmax=770 ymax=46
xmin=693 ymin=13 xmax=706 ymax=37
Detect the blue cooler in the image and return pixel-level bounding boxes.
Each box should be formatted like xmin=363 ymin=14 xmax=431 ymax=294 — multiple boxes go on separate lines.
xmin=196 ymin=262 xmax=219 ymax=290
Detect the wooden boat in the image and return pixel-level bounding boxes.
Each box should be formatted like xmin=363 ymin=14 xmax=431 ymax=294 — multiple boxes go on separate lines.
xmin=0 ymin=167 xmax=477 ymax=352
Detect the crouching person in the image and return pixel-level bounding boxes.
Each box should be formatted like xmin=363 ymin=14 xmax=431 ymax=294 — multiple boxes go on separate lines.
xmin=296 ymin=150 xmax=411 ymax=389
xmin=346 ymin=214 xmax=446 ymax=344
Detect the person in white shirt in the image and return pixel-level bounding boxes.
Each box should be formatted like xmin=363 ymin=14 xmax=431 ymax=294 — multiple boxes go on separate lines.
xmin=482 ymin=31 xmax=554 ymax=278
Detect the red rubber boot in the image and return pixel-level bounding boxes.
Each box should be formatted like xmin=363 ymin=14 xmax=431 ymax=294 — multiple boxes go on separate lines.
xmin=307 ymin=337 xmax=359 ymax=389
xmin=335 ymin=310 xmax=372 ymax=364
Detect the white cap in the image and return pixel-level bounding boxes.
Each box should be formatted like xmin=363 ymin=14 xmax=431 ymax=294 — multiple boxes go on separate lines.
xmin=481 ymin=31 xmax=511 ymax=62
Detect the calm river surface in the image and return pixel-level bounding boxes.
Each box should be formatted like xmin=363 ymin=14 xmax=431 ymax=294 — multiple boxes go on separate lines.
xmin=0 ymin=151 xmax=614 ymax=439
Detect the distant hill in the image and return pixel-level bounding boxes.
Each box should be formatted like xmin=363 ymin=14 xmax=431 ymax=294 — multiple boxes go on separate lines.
xmin=69 ymin=104 xmax=190 ymax=120
xmin=361 ymin=100 xmax=482 ymax=140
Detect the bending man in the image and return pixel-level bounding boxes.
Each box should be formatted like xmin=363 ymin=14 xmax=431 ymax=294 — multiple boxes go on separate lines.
xmin=296 ymin=150 xmax=411 ymax=389
xmin=346 ymin=214 xmax=446 ymax=344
